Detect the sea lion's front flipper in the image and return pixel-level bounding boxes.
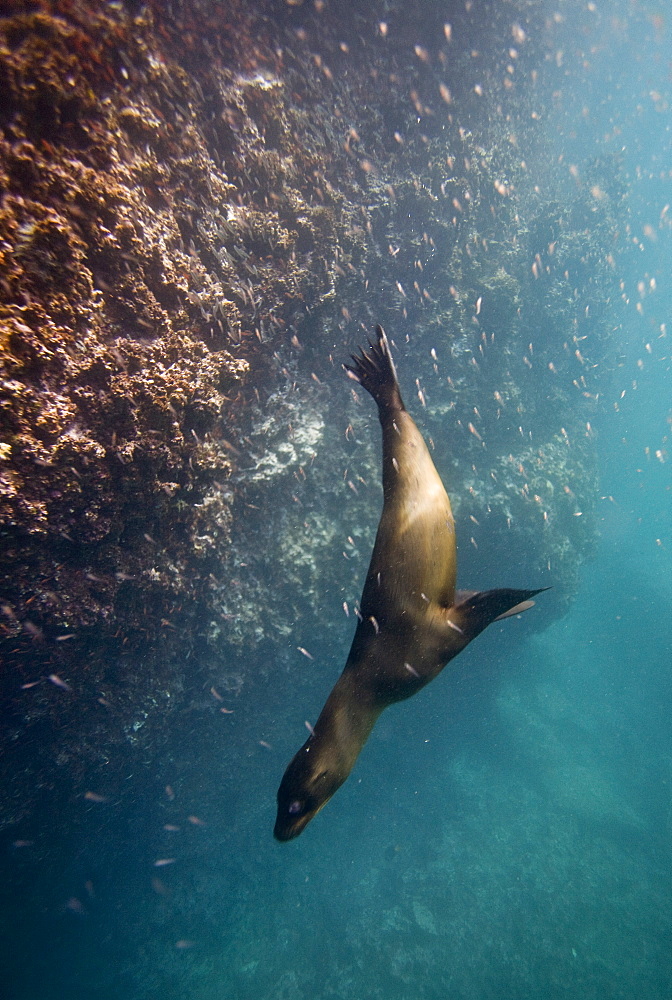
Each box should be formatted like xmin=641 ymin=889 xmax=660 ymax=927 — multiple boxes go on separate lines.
xmin=494 ymin=599 xmax=539 ymax=620
xmin=447 ymin=587 xmax=549 ymax=641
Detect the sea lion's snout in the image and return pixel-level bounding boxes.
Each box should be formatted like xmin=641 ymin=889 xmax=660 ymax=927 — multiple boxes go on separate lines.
xmin=273 ymin=805 xmax=309 ymax=842
xmin=273 ymin=820 xmax=299 ymax=842
xmin=274 ymin=747 xmax=342 ymax=840
xmin=274 ymin=791 xmax=323 ymax=841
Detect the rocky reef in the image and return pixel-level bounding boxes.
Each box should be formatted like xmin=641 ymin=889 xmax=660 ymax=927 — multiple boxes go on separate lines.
xmin=0 ymin=0 xmax=628 ymax=829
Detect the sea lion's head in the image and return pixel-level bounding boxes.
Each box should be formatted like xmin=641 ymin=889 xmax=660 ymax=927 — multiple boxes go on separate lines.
xmin=274 ymin=741 xmax=344 ymax=841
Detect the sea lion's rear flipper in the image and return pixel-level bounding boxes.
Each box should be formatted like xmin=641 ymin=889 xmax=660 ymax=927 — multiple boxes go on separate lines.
xmin=448 ymin=587 xmax=549 ymax=640
xmin=344 ymin=325 xmax=405 ymax=412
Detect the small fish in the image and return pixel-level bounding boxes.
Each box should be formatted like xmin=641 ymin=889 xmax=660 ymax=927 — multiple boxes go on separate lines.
xmin=48 ymin=674 xmax=72 ymax=692
xmin=65 ymin=897 xmax=86 ymax=915
xmin=23 ymin=621 xmax=44 ymax=641
xmin=153 ymin=858 xmax=176 ymax=867
xmin=297 ymin=647 xmax=314 ymax=660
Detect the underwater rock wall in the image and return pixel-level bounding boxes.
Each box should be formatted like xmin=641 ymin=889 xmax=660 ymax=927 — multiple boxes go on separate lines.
xmin=0 ymin=0 xmax=627 ymax=827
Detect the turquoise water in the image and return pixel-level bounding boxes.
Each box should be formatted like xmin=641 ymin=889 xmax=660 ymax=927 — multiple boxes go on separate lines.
xmin=7 ymin=498 xmax=670 ymax=999
xmin=3 ymin=2 xmax=672 ymax=998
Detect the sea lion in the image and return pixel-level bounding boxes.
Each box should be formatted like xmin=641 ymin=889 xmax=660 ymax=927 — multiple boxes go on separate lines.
xmin=274 ymin=326 xmax=546 ymax=841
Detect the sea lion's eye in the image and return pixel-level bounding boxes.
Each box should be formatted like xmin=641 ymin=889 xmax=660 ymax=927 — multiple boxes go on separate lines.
xmin=288 ymin=800 xmax=303 ymax=815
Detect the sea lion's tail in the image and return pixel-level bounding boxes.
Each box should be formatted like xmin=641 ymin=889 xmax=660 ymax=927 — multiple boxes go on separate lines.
xmin=344 ymin=325 xmax=405 ymax=412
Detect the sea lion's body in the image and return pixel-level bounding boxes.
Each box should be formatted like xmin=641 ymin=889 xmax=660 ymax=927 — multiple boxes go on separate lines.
xmin=274 ymin=328 xmax=545 ymax=841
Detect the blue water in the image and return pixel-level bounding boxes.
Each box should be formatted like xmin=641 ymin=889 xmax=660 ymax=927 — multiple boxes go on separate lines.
xmin=4 ymin=2 xmax=672 ymax=998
